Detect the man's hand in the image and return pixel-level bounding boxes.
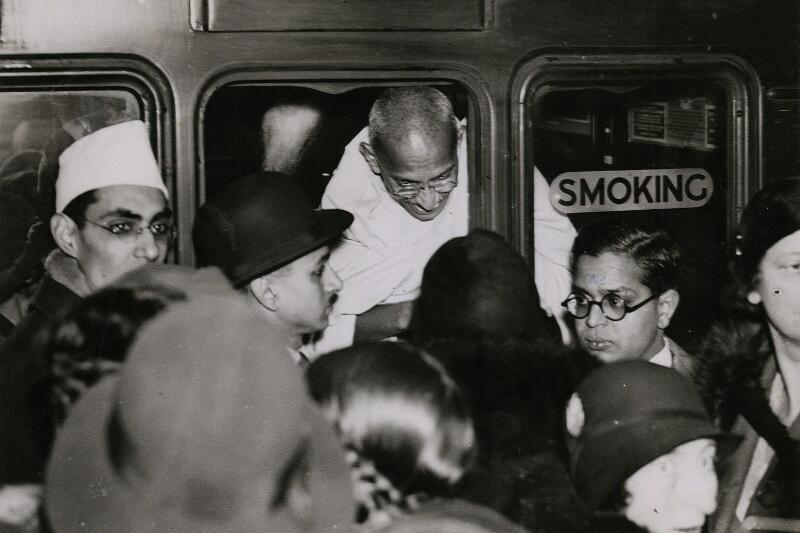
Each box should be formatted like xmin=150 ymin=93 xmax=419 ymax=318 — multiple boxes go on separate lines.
xmin=0 ymin=484 xmax=41 ymax=530
xmin=354 ymin=301 xmax=414 ymax=343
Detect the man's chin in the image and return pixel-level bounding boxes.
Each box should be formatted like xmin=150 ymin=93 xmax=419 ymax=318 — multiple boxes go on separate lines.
xmin=401 ymin=202 xmax=446 ymax=221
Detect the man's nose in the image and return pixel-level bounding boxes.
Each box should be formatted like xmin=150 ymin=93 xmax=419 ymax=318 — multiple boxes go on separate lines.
xmin=134 ymin=230 xmax=162 ymax=262
xmin=323 ymin=266 xmax=343 ymax=294
xmin=415 ymin=187 xmax=439 ymax=211
xmin=585 ymin=302 xmax=608 ymax=328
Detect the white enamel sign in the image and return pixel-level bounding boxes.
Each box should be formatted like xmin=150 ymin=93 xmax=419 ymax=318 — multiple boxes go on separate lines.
xmin=549 ymin=168 xmax=713 ymax=214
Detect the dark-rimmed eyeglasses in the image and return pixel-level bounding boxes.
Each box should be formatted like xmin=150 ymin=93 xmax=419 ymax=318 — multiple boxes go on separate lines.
xmin=84 ymin=218 xmax=176 ymax=241
xmin=561 ymin=292 xmax=658 ymax=321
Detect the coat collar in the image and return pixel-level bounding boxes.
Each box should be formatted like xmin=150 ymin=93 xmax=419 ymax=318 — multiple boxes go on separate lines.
xmin=29 ymin=250 xmax=90 ymax=320
xmin=43 ymin=249 xmax=92 ymax=298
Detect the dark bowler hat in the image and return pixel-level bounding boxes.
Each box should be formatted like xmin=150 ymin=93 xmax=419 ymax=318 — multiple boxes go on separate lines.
xmin=566 ymin=361 xmax=740 ymax=511
xmin=193 ymin=172 xmax=353 ymax=288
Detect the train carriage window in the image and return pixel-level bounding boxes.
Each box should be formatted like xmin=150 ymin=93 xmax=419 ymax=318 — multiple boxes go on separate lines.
xmin=0 ymin=58 xmax=174 ymax=262
xmin=0 ymin=90 xmax=147 ymax=248
xmin=201 ymin=83 xmax=473 ymax=207
xmin=0 ymin=91 xmax=142 ymax=200
xmin=518 ymin=59 xmax=759 ymax=348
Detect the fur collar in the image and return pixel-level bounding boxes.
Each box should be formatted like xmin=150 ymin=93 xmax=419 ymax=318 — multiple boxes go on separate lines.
xmin=694 ymin=317 xmax=771 ymax=430
xmin=43 ymin=249 xmax=92 ymax=298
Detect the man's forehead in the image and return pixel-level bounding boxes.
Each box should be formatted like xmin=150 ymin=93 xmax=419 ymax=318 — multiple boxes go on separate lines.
xmin=381 ymin=131 xmax=456 ymax=168
xmin=574 ymin=252 xmax=646 ymax=291
xmin=90 ymin=184 xmax=168 ymax=218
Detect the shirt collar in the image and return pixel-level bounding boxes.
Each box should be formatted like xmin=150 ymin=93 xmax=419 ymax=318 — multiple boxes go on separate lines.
xmin=648 ymin=337 xmax=672 ymax=368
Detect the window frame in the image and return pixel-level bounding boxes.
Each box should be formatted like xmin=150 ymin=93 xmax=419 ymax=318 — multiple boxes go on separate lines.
xmin=510 ymin=52 xmax=761 ymax=261
xmin=0 ymin=55 xmax=177 ymax=256
xmin=195 ymin=68 xmax=493 ymax=245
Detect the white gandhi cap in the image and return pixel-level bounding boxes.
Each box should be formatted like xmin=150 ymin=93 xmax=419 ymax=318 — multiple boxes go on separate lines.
xmin=55 ymin=120 xmax=168 ymax=213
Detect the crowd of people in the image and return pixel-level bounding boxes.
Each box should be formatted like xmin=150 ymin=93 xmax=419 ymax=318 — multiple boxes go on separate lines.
xmin=0 ymin=85 xmax=797 ymax=533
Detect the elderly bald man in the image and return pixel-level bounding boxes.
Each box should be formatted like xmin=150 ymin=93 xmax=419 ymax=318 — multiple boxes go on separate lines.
xmin=311 ymin=86 xmax=575 ymax=356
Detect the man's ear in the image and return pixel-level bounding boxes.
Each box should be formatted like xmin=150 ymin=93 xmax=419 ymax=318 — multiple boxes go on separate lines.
xmin=456 ymin=122 xmax=466 ymax=144
xmin=50 ymin=213 xmax=81 ymax=259
xmin=249 ymin=275 xmax=279 ymax=312
xmin=359 ymin=142 xmax=382 ymax=176
xmin=656 ymin=289 xmax=680 ymax=330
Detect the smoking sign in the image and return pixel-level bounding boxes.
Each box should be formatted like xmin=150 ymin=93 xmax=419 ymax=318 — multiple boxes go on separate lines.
xmin=549 ymin=168 xmax=713 ymax=214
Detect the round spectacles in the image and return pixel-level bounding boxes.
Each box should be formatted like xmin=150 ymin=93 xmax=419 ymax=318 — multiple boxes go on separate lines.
xmin=385 ymin=172 xmax=458 ymax=200
xmin=84 ymin=218 xmax=176 ymax=241
xmin=561 ymin=293 xmax=657 ymax=321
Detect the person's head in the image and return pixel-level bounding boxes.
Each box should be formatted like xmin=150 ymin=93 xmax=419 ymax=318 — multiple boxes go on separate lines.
xmin=261 ymin=102 xmax=323 ymax=174
xmin=47 ymin=265 xmax=232 ymax=425
xmin=734 ymin=176 xmax=800 ymax=345
xmin=49 ymin=120 xmax=171 ymax=291
xmin=307 ymin=342 xmax=476 ymax=527
xmin=411 ymin=229 xmax=557 ymax=344
xmin=566 ymin=219 xmax=682 ymax=363
xmin=46 ymin=293 xmax=355 ymax=533
xmin=566 ymin=361 xmax=736 ymax=533
xmin=359 ymin=87 xmax=462 ymax=222
xmin=622 ymin=438 xmax=717 ymax=533
xmin=11 ymin=119 xmax=52 ymax=153
xmin=193 ymin=172 xmax=352 ymax=343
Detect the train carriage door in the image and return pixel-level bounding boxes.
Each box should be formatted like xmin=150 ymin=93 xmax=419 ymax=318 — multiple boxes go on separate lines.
xmin=514 ymin=55 xmax=760 ymax=348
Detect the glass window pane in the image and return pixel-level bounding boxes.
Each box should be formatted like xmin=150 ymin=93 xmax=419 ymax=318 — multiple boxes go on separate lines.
xmin=202 ymin=84 xmax=470 ymax=206
xmin=0 ymin=90 xmax=140 ymax=166
xmin=0 ymin=90 xmax=142 ymax=270
xmin=529 ymin=82 xmax=731 ymax=346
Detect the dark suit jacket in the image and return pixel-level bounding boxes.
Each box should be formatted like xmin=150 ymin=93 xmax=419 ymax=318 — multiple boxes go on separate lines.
xmin=0 ymin=276 xmax=80 ymax=484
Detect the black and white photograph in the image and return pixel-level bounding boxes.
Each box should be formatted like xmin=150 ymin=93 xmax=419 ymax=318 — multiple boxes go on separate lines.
xmin=0 ymin=0 xmax=798 ymax=531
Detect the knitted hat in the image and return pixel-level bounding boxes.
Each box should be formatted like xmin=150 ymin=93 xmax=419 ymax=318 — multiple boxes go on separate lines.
xmin=46 ymin=294 xmax=355 ymax=533
xmin=55 ymin=120 xmax=168 ymax=213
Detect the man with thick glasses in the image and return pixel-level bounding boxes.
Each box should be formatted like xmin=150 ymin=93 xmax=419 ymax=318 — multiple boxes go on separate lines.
xmin=563 ymin=219 xmax=693 ymax=375
xmin=0 ymin=119 xmax=171 ymax=526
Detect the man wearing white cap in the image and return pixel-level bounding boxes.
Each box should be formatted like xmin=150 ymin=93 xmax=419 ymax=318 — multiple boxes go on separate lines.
xmin=50 ymin=119 xmax=171 ymax=292
xmin=0 ymin=119 xmax=172 ymax=529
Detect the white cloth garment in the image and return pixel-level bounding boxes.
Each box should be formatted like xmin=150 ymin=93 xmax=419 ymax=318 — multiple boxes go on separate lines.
xmin=532 ymin=167 xmax=577 ymax=343
xmin=308 ymin=121 xmax=576 ymax=355
xmin=649 ymin=337 xmax=672 ymax=368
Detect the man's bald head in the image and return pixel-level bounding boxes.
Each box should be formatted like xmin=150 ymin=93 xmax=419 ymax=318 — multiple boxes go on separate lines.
xmin=367 ymin=87 xmax=459 ymax=160
xmin=360 ymin=87 xmax=462 ymax=221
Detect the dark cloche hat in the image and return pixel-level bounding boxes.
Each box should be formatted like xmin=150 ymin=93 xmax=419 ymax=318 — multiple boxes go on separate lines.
xmin=566 ymin=361 xmax=739 ymax=511
xmin=193 ymin=172 xmax=353 ymax=288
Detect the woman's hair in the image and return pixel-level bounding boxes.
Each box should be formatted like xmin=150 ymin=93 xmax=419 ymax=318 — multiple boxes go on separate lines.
xmin=570 ymin=218 xmax=683 ymax=296
xmin=306 ymin=342 xmax=475 ymax=521
xmin=727 ymin=176 xmax=800 ymax=316
xmin=409 ymin=228 xmax=557 ymax=344
xmin=695 ymin=177 xmax=800 ymax=427
xmin=48 ymin=284 xmax=186 ymax=426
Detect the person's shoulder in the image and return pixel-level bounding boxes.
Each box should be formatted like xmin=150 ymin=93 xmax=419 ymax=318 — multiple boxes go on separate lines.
xmin=323 ymin=126 xmax=375 ymax=208
xmin=667 ymin=337 xmax=695 ymax=379
xmin=30 ymin=276 xmax=81 ymax=320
